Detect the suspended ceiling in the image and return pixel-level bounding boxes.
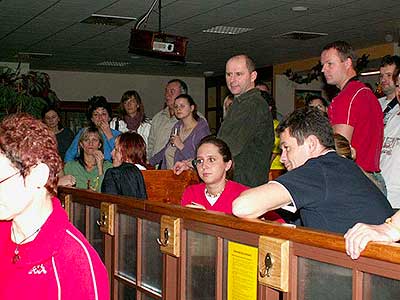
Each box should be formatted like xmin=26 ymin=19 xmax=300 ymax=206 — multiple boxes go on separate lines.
xmin=1 ymin=0 xmax=400 ymax=77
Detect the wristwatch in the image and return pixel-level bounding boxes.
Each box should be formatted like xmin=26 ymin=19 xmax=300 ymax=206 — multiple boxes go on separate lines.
xmin=384 ymin=217 xmax=400 ymax=242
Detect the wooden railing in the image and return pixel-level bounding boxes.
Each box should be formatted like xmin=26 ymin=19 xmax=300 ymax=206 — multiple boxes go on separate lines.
xmin=58 ymin=170 xmax=400 ymax=300
xmin=142 ymin=170 xmax=199 ymax=204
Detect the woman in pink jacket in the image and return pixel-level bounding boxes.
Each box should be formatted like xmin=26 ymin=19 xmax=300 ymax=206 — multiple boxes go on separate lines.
xmin=0 ymin=113 xmax=109 ymax=300
xmin=181 ymin=136 xmax=285 ymax=223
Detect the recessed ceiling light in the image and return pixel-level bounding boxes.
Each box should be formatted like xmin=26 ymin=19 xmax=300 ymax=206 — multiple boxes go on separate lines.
xmin=203 ymin=25 xmax=253 ymax=35
xmin=291 ymin=6 xmax=308 ymax=12
xmin=15 ymin=52 xmax=53 ymax=60
xmin=186 ymin=61 xmax=202 ymax=65
xmin=81 ymin=14 xmax=136 ymax=26
xmin=272 ymin=31 xmax=327 ymax=40
xmin=97 ymin=61 xmax=130 ymax=67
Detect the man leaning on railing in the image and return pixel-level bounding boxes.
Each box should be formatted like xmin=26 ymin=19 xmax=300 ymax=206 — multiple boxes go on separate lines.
xmin=345 ymin=210 xmax=400 ymax=259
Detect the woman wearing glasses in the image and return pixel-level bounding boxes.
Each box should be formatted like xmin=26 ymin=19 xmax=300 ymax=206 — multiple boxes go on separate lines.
xmin=0 ymin=113 xmax=108 ymax=299
xmin=181 ymin=136 xmax=284 ymax=222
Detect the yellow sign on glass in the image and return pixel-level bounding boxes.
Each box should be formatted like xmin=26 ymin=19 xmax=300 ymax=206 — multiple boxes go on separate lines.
xmin=227 ymin=241 xmax=258 ymax=300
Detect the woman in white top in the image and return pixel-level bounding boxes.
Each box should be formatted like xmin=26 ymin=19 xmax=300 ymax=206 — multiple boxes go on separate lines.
xmin=110 ymin=90 xmax=151 ymax=146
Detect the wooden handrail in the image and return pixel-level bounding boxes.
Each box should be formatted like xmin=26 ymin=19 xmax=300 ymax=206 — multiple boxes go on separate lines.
xmin=141 ymin=169 xmax=199 ymax=204
xmin=58 ymin=186 xmax=400 ymax=265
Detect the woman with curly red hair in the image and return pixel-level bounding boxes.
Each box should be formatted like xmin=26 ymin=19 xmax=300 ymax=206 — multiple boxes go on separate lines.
xmin=0 ymin=113 xmax=109 ymax=299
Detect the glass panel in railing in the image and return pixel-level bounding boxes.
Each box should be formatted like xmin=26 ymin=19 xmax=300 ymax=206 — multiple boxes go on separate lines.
xmin=142 ymin=294 xmax=159 ymax=300
xmin=72 ymin=202 xmax=85 ymax=234
xmin=186 ymin=230 xmax=217 ymax=300
xmin=141 ymin=219 xmax=162 ymax=295
xmin=363 ymin=273 xmax=400 ymax=299
xmin=298 ymin=257 xmax=352 ymax=300
xmin=118 ymin=282 xmax=136 ymax=300
xmin=118 ymin=213 xmax=137 ymax=281
xmin=88 ymin=206 xmax=104 ymax=260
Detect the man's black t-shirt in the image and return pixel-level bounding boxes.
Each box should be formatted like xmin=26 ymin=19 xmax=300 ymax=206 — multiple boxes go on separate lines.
xmin=275 ymin=152 xmax=393 ymax=234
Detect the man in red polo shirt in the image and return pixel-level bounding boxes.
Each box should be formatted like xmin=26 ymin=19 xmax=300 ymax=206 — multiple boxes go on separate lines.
xmin=320 ymin=41 xmax=386 ymax=194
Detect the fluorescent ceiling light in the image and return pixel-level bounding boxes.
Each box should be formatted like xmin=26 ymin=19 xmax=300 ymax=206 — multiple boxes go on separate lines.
xmin=203 ymin=25 xmax=253 ymax=35
xmin=360 ymin=70 xmax=380 ymax=76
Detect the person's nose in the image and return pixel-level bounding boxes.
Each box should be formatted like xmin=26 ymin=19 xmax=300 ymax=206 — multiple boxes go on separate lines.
xmin=280 ymin=151 xmax=287 ymax=164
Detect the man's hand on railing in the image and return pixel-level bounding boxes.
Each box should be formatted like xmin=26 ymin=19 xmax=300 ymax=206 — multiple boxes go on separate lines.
xmin=344 ymin=220 xmax=400 ymax=260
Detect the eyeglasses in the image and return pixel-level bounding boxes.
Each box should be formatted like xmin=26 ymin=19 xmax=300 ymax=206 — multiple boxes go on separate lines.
xmin=192 ymin=157 xmax=217 ymax=168
xmin=0 ymin=171 xmax=21 ymax=184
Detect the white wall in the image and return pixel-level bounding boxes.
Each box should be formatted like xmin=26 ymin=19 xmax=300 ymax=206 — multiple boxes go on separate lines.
xmin=34 ymin=70 xmax=205 ymax=118
xmin=275 ymin=74 xmax=382 ymax=117
xmin=0 ymin=62 xmax=30 ymax=73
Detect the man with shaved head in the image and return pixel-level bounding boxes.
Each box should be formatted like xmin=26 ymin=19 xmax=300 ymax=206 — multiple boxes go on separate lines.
xmin=217 ymin=54 xmax=274 ymax=187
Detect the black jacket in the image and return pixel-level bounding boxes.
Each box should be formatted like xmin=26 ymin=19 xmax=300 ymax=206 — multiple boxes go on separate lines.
xmin=101 ymin=163 xmax=147 ymax=199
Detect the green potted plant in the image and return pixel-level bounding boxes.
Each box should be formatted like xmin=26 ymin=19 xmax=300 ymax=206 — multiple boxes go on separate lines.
xmin=0 ymin=66 xmax=59 ymax=120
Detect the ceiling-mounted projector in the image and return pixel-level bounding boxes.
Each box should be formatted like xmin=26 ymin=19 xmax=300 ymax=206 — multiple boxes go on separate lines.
xmin=129 ymin=29 xmax=188 ymax=62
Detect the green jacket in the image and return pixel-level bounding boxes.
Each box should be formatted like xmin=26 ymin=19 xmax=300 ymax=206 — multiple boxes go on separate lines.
xmin=218 ymin=88 xmax=274 ymax=187
xmin=64 ymin=160 xmax=113 ymax=192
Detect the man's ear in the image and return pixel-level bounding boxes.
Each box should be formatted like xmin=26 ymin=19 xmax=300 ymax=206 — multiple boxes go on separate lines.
xmin=304 ymin=135 xmax=319 ymax=152
xmin=251 ymin=70 xmax=257 ymax=83
xmin=26 ymin=163 xmax=50 ymax=189
xmin=344 ymin=57 xmax=353 ymax=70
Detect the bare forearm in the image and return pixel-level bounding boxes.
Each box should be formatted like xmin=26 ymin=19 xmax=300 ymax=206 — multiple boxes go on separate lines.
xmin=232 ymin=182 xmax=292 ymax=218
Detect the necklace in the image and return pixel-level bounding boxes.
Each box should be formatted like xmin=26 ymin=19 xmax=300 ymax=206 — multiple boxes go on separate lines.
xmin=204 ymin=179 xmax=227 ymax=199
xmin=11 ymin=226 xmax=41 ymax=264
xmin=205 ymin=182 xmax=226 ymax=198
xmin=205 ymin=188 xmax=223 ymax=198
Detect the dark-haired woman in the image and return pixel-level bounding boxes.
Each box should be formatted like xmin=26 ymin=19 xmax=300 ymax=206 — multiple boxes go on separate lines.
xmin=149 ymin=94 xmax=210 ymax=169
xmin=110 ymin=90 xmax=152 ymax=146
xmin=63 ymin=127 xmax=112 ymax=191
xmin=181 ymin=136 xmax=284 ymax=223
xmin=101 ymin=132 xmax=147 ymax=198
xmin=64 ymin=96 xmax=121 ymax=162
xmin=42 ymin=106 xmax=74 ymax=160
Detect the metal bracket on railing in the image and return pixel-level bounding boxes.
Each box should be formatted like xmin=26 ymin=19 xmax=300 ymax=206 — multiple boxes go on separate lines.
xmin=258 ymin=236 xmax=290 ymax=292
xmin=259 ymin=252 xmax=273 ymax=277
xmin=157 ymin=227 xmax=170 ymax=246
xmin=96 ymin=202 xmax=115 ymax=236
xmin=97 ymin=212 xmax=107 ymax=227
xmin=157 ymin=216 xmax=181 ymax=257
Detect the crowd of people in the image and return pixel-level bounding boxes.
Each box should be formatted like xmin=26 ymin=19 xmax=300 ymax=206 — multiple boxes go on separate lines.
xmin=2 ymin=40 xmax=400 ymax=297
